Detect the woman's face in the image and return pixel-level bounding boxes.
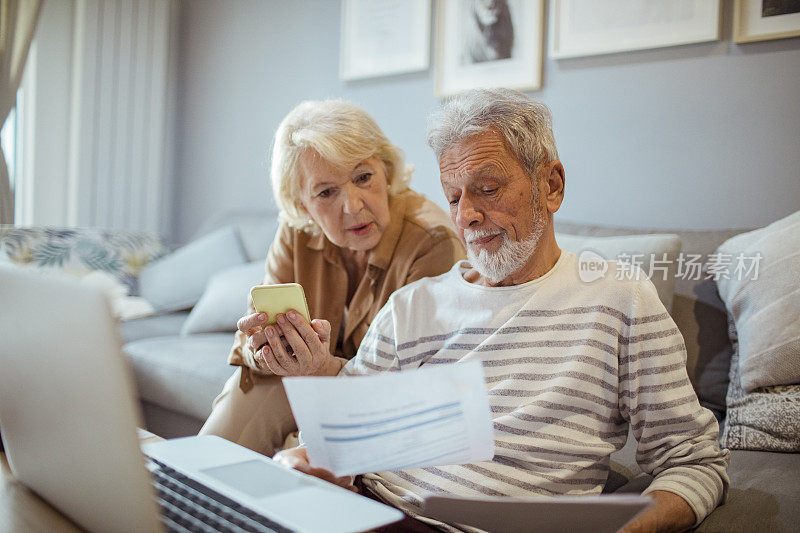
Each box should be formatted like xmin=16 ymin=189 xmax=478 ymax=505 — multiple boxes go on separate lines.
xmin=298 ymin=151 xmax=391 ymax=252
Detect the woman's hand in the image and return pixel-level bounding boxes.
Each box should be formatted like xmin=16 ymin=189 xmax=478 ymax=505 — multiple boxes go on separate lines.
xmin=259 ymin=310 xmax=340 ymax=377
xmin=273 ymin=446 xmax=357 ymax=492
xmin=237 ymin=312 xmax=271 ymax=369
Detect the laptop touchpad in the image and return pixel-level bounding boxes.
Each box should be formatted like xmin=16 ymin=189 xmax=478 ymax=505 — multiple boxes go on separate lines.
xmin=201 ymin=459 xmax=316 ymax=498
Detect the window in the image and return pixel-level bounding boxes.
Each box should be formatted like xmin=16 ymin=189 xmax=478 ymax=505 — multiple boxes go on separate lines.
xmin=2 ymin=86 xmax=23 ymax=224
xmin=1 ymin=107 xmax=17 ymax=196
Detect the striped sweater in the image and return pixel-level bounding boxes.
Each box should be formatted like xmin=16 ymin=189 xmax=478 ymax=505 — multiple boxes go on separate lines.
xmin=341 ymin=251 xmax=729 ymax=530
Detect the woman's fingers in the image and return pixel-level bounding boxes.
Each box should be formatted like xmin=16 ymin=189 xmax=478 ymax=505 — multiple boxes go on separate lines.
xmin=259 ymin=346 xmax=288 ymax=375
xmin=286 ymin=311 xmax=323 ymax=347
xmin=240 ymin=313 xmax=270 ymax=364
xmin=276 ymin=316 xmax=313 ymax=368
xmin=237 ymin=312 xmax=268 ymax=335
xmin=247 ymin=328 xmax=267 ymax=354
xmin=264 ymin=325 xmax=297 ymax=372
xmin=310 ymin=319 xmax=332 ymax=346
xmin=256 ymin=346 xmax=286 ymax=376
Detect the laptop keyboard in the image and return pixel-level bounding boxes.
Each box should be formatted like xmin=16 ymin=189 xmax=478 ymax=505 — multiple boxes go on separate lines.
xmin=147 ymin=457 xmax=295 ymax=533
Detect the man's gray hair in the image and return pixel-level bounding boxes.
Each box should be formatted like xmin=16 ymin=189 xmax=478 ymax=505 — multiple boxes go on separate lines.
xmin=426 ymin=88 xmax=559 ymax=176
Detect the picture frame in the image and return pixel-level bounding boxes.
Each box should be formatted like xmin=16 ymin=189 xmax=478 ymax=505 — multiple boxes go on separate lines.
xmin=733 ymin=0 xmax=800 ymax=43
xmin=435 ymin=0 xmax=544 ymax=97
xmin=340 ymin=0 xmax=431 ymax=81
xmin=549 ymin=0 xmax=721 ymax=59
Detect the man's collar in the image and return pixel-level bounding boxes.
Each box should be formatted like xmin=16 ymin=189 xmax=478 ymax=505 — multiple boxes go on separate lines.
xmin=304 ymin=192 xmax=409 ymax=272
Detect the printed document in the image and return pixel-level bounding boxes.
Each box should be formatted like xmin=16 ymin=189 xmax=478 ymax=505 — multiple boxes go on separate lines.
xmin=282 ymin=361 xmax=495 ymax=477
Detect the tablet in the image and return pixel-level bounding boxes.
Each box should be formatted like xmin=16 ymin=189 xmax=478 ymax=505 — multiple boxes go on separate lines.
xmin=422 ymin=493 xmax=652 ymax=533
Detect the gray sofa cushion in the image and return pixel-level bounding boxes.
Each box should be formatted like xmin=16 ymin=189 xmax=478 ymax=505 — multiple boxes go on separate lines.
xmin=139 ymin=226 xmax=247 ymax=312
xmin=192 ymin=210 xmax=281 ymax=262
xmin=123 ymin=334 xmax=236 ymax=421
xmin=694 ymin=450 xmax=800 ymax=532
xmin=119 ymin=312 xmax=190 ymax=343
xmin=180 ymin=260 xmax=265 ymax=335
xmin=611 ymin=444 xmax=800 ymax=530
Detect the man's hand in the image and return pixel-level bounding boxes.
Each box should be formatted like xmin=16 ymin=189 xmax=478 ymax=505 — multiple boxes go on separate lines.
xmin=620 ymin=490 xmax=696 ymax=533
xmin=258 ymin=311 xmax=339 ymax=376
xmin=273 ymin=446 xmax=357 ymax=492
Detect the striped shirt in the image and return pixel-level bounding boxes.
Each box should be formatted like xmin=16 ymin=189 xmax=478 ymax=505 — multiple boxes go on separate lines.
xmin=341 ymin=251 xmax=729 ymax=530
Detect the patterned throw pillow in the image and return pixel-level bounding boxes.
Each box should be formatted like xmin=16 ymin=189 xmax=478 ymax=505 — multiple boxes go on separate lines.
xmin=0 ymin=226 xmax=167 ymax=296
xmin=720 ymin=319 xmax=800 ymax=452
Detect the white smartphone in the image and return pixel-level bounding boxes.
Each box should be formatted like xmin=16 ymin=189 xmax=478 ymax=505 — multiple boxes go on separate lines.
xmin=249 ymin=283 xmax=311 ymax=325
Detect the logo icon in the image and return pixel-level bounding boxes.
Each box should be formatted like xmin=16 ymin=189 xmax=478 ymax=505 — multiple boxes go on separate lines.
xmin=578 ymin=250 xmax=608 ymax=283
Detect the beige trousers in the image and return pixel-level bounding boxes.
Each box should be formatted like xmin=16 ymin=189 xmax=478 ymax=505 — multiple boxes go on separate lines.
xmin=199 ymin=368 xmax=298 ymax=457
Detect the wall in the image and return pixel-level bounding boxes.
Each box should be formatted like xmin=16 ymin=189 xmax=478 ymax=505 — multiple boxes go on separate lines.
xmin=172 ymin=0 xmax=800 ymax=244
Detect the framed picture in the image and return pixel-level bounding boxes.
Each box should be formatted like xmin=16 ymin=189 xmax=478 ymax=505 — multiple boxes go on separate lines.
xmin=549 ymin=0 xmax=721 ymax=59
xmin=435 ymin=0 xmax=544 ymax=97
xmin=734 ymin=0 xmax=800 ymax=43
xmin=340 ymin=0 xmax=431 ymax=80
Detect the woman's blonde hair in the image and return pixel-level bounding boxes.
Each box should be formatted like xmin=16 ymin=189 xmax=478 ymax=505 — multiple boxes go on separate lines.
xmin=270 ymin=99 xmax=413 ymax=233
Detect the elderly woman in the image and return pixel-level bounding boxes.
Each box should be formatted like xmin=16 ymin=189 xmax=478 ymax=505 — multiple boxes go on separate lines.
xmin=199 ymin=100 xmax=465 ymax=456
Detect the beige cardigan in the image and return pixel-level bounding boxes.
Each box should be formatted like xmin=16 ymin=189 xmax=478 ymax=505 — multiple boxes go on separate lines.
xmin=227 ymin=189 xmax=465 ymax=392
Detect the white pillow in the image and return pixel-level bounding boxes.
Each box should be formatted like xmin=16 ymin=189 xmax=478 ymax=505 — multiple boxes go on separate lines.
xmin=80 ymin=270 xmax=155 ymax=321
xmin=139 ymin=226 xmax=247 ymax=312
xmin=180 ymin=260 xmax=266 ymax=335
xmin=714 ymin=210 xmax=800 ymax=392
xmin=556 ymin=232 xmax=682 ymax=311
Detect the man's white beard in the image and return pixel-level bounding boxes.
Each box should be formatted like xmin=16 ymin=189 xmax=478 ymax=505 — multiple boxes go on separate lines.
xmin=465 ymin=213 xmax=546 ymax=283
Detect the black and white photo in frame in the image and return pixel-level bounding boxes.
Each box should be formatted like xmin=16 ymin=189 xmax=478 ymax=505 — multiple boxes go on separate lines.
xmin=436 ymin=0 xmax=544 ymax=97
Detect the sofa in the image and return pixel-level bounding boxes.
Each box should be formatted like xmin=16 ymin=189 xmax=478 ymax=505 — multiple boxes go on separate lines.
xmin=553 ymin=219 xmax=800 ymax=532
xmin=1 ymin=212 xmax=797 ymax=532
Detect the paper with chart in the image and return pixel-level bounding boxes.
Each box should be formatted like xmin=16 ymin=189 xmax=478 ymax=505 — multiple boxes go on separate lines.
xmin=282 ymin=361 xmax=495 ymax=477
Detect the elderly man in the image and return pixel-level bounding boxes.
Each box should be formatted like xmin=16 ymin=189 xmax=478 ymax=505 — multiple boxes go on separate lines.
xmin=271 ymin=88 xmax=729 ymax=532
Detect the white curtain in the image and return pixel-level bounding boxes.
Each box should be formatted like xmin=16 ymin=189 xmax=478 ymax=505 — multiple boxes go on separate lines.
xmin=0 ymin=0 xmax=42 ymax=224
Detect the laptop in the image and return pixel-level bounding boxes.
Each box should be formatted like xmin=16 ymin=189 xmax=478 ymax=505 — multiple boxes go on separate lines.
xmin=0 ymin=265 xmax=403 ymax=533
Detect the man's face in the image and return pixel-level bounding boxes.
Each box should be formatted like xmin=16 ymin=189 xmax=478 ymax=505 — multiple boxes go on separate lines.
xmin=439 ymin=129 xmax=548 ymax=282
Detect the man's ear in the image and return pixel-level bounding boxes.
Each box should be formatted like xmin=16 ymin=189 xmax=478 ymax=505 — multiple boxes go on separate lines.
xmin=544 ymin=161 xmax=565 ymax=214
